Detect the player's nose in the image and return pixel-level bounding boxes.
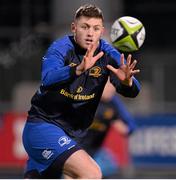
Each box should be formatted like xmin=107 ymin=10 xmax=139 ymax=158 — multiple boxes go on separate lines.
xmin=87 ymin=28 xmax=93 ymax=36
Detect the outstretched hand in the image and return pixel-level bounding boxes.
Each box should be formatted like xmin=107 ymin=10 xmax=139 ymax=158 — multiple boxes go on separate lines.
xmin=76 ymin=43 xmax=104 ymax=75
xmin=107 ymin=53 xmax=140 ymax=86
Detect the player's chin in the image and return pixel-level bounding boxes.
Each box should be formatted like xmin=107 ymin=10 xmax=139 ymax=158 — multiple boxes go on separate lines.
xmin=85 ymin=41 xmax=97 ymax=48
xmin=81 ymin=43 xmax=90 ymax=50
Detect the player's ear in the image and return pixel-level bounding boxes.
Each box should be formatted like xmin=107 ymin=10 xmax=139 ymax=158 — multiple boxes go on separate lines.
xmin=71 ymin=22 xmax=76 ymax=33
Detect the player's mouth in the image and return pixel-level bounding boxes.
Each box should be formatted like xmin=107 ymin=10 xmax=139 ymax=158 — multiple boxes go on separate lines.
xmin=85 ymin=39 xmax=93 ymax=44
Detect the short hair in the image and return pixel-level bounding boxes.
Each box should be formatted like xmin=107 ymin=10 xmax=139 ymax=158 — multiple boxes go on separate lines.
xmin=74 ymin=4 xmax=104 ymax=21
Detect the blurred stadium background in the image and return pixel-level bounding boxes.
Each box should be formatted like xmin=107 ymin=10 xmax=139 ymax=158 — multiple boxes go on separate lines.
xmin=0 ymin=0 xmax=176 ymax=178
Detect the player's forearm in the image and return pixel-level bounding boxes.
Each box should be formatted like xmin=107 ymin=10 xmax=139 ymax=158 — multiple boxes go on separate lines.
xmin=118 ymin=78 xmax=140 ymax=98
xmin=112 ymin=96 xmax=136 ymax=134
xmin=42 ymin=66 xmax=77 ymax=86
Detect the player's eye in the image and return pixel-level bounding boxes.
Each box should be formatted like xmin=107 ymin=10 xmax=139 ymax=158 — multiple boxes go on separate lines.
xmin=81 ymin=25 xmax=88 ymax=30
xmin=94 ymin=27 xmax=101 ymax=31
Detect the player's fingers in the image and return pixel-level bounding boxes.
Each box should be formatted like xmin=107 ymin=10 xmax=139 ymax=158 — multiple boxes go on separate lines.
xmin=127 ymin=54 xmax=132 ymax=66
xmin=131 ymin=69 xmax=140 ymax=75
xmin=130 ymin=60 xmax=137 ymax=69
xmin=93 ymin=51 xmax=104 ymax=62
xmin=86 ymin=43 xmax=97 ymax=58
xmin=85 ymin=45 xmax=91 ymax=57
xmin=106 ymin=64 xmax=117 ymax=74
xmin=91 ymin=42 xmax=98 ymax=53
xmin=120 ymin=53 xmax=125 ymax=65
xmin=83 ymin=55 xmax=87 ymax=62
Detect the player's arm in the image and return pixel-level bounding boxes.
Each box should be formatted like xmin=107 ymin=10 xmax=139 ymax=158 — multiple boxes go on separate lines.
xmin=101 ymin=39 xmax=141 ymax=97
xmin=42 ymin=43 xmax=104 ymax=88
xmin=112 ymin=120 xmax=130 ymax=135
xmin=111 ymin=95 xmax=136 ymax=134
xmin=41 ymin=48 xmax=78 ymax=87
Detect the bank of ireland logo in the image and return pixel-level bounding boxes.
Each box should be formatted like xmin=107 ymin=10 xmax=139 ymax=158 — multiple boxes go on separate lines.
xmin=58 ymin=136 xmax=71 ymax=147
xmin=76 ymin=86 xmax=83 ymax=93
xmin=89 ymin=66 xmax=102 ymax=77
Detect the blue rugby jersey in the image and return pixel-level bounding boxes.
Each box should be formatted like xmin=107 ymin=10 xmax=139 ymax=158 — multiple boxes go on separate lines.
xmin=28 ymin=35 xmax=140 ymax=136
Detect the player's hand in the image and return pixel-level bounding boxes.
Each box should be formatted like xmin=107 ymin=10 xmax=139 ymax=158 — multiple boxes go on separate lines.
xmin=76 ymin=43 xmax=104 ymax=75
xmin=113 ymin=120 xmax=129 ymax=135
xmin=107 ymin=53 xmax=140 ymax=86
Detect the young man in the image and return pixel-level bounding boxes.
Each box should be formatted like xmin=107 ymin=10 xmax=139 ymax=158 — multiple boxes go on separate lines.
xmin=22 ymin=4 xmax=141 ymax=179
